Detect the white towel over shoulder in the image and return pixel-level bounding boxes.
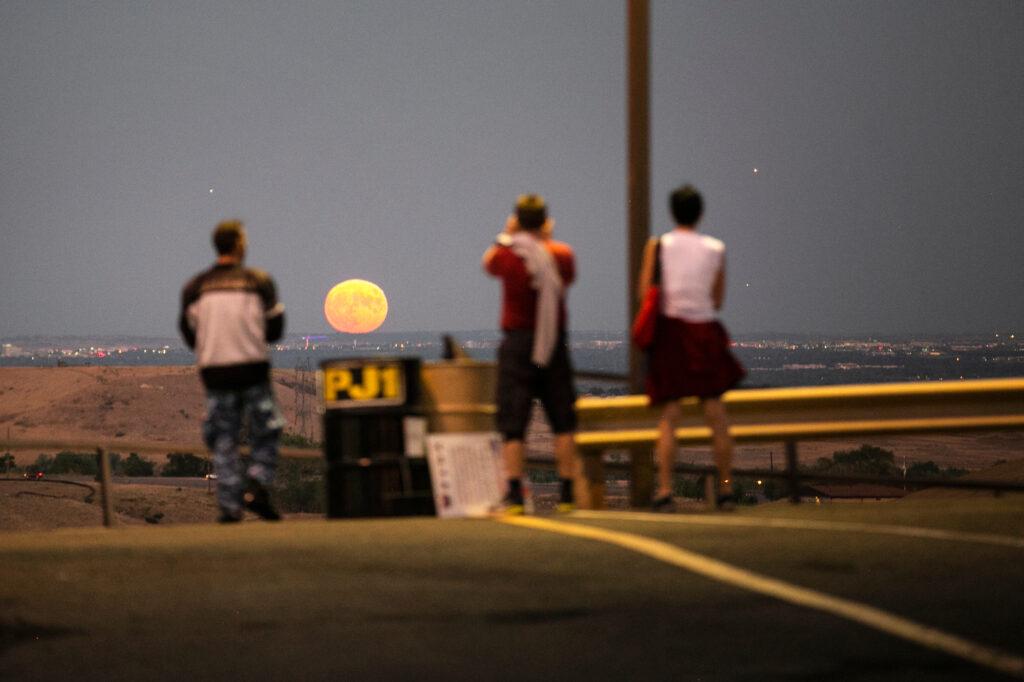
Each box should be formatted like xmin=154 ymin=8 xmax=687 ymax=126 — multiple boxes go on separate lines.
xmin=508 ymin=232 xmax=563 ymax=367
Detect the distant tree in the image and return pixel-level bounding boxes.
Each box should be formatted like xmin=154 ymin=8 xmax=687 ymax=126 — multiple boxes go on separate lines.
xmin=673 ymin=475 xmax=705 ymax=499
xmin=272 ymin=459 xmax=324 ymax=513
xmin=161 ymin=452 xmax=209 ymax=477
xmin=279 ymin=432 xmax=318 ymax=448
xmin=762 ymin=478 xmax=784 ymax=501
xmin=29 ymin=454 xmax=54 ymax=475
xmin=0 ymin=452 xmax=15 ymax=473
xmin=813 ymin=444 xmax=897 ymax=477
xmin=906 ymin=460 xmax=968 ymax=480
xmin=105 ymin=452 xmax=122 ymax=474
xmin=907 ymin=461 xmax=942 ymax=479
xmin=49 ymin=451 xmax=99 ymax=476
xmin=527 ymin=468 xmax=559 ymax=484
xmin=119 ymin=453 xmax=155 ymax=477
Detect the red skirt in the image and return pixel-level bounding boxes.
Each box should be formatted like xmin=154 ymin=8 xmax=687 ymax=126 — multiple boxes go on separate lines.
xmin=645 ymin=316 xmax=746 ymax=404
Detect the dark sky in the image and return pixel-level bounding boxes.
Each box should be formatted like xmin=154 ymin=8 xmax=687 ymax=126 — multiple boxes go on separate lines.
xmin=2 ymin=1 xmax=1021 ymax=338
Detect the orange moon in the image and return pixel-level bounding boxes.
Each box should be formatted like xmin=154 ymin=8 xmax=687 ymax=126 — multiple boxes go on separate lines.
xmin=324 ymin=279 xmax=388 ymax=334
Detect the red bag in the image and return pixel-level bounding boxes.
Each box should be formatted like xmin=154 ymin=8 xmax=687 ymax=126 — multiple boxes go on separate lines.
xmin=631 ymin=238 xmax=662 ymax=350
xmin=631 ymin=284 xmax=660 ymax=349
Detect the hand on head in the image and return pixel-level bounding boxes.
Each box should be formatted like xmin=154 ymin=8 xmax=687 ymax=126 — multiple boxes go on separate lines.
xmin=541 ymin=218 xmax=555 ymax=239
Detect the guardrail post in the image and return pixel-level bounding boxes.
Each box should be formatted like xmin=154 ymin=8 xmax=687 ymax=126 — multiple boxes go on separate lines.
xmin=785 ymin=440 xmax=800 ymax=505
xmin=705 ymin=474 xmax=718 ymax=509
xmin=577 ymin=451 xmax=606 ymax=510
xmin=629 ymin=445 xmax=654 ymax=508
xmin=96 ymin=447 xmax=115 ymax=527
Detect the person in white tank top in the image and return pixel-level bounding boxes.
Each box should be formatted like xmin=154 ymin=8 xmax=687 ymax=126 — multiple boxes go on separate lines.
xmin=659 ymin=229 xmax=725 ymax=322
xmin=638 ymin=184 xmax=740 ymax=511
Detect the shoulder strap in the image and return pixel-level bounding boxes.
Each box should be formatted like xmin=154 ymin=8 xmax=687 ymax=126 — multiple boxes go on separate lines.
xmin=652 ymin=237 xmax=662 ymax=285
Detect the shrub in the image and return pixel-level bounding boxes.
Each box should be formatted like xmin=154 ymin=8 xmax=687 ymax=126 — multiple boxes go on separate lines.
xmin=907 ymin=460 xmax=967 ymax=479
xmin=0 ymin=452 xmax=15 ymax=473
xmin=27 ymin=454 xmax=53 ymax=475
xmin=907 ymin=461 xmax=942 ymax=479
xmin=673 ymin=475 xmax=706 ymax=499
xmin=280 ymin=432 xmax=318 ymax=448
xmin=762 ymin=478 xmax=784 ymax=501
xmin=527 ymin=468 xmax=559 ymax=484
xmin=161 ymin=452 xmax=209 ymax=477
xmin=49 ymin=451 xmax=99 ymax=476
xmin=272 ymin=459 xmax=324 ymax=513
xmin=119 ymin=453 xmax=155 ymax=477
xmin=813 ymin=444 xmax=897 ymax=477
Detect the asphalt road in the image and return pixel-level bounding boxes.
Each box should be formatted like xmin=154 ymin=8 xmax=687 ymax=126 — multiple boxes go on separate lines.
xmin=1 ymin=497 xmax=1021 ymax=681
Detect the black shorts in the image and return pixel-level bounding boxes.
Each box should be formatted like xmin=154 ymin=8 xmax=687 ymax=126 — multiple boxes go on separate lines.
xmin=496 ymin=330 xmax=578 ymax=441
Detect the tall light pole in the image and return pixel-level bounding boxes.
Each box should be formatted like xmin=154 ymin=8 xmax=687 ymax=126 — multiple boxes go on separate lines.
xmin=627 ymin=0 xmax=650 ymax=394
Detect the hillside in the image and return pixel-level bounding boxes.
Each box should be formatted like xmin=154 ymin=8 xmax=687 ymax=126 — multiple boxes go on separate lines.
xmin=0 ymin=366 xmax=319 ymax=462
xmin=1 ymin=366 xmax=1021 ymax=472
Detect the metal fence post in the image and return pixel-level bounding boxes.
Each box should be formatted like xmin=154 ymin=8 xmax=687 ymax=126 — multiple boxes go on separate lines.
xmin=785 ymin=440 xmax=800 ymax=504
xmin=97 ymin=448 xmax=115 ymax=527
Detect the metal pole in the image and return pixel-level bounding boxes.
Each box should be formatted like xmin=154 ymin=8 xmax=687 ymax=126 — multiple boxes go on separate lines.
xmin=627 ymin=0 xmax=650 ymax=395
xmin=785 ymin=441 xmax=801 ymax=504
xmin=97 ymin=447 xmax=115 ymax=527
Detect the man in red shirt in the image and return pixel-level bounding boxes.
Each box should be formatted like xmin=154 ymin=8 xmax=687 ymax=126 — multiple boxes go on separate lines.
xmin=482 ymin=194 xmax=580 ymax=514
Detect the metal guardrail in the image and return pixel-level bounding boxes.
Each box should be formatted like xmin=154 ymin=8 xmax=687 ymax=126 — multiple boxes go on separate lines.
xmin=569 ymin=377 xmax=1024 ymax=506
xmin=4 ymin=378 xmax=1022 ymax=520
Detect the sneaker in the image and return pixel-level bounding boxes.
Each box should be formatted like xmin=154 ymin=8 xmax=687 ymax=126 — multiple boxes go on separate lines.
xmin=244 ymin=482 xmax=282 ymax=521
xmin=651 ymin=495 xmax=675 ymax=513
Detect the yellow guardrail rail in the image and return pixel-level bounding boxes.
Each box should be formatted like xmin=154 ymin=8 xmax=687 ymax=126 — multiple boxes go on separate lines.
xmin=573 ymin=377 xmax=1024 ymax=449
xmin=568 ymin=377 xmax=1024 ymax=507
xmin=5 ymin=376 xmax=1022 ymax=517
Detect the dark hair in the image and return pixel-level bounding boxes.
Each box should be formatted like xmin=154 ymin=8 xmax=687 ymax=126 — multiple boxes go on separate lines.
xmin=212 ymin=220 xmax=245 ymax=255
xmin=515 ymin=194 xmax=547 ymax=231
xmin=669 ymin=185 xmax=704 ymax=226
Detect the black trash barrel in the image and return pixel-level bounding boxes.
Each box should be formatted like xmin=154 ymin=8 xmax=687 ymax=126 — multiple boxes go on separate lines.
xmin=319 ymin=357 xmax=435 ymax=518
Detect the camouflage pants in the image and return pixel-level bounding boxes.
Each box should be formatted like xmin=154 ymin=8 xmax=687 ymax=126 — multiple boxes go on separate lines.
xmin=203 ymin=383 xmax=285 ymax=515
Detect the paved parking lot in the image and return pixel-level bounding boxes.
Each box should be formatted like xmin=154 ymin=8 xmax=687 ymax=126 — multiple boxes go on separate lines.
xmin=1 ymin=497 xmax=1021 ymax=681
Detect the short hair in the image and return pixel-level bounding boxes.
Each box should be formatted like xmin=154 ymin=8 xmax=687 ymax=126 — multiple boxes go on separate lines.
xmin=212 ymin=220 xmax=245 ymax=255
xmin=515 ymin=194 xmax=547 ymax=231
xmin=669 ymin=185 xmax=704 ymax=226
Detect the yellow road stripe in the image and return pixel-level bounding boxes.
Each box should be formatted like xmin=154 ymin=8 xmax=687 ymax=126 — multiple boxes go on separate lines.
xmin=499 ymin=515 xmax=1024 ymax=679
xmin=569 ymin=510 xmax=1024 ymax=549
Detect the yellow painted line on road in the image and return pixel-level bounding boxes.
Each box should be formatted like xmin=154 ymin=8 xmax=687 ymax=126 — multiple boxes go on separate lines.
xmin=569 ymin=510 xmax=1024 ymax=549
xmin=499 ymin=515 xmax=1024 ymax=679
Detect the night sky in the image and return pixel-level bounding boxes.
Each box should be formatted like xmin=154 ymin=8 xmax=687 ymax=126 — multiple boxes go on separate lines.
xmin=2 ymin=1 xmax=1021 ymax=338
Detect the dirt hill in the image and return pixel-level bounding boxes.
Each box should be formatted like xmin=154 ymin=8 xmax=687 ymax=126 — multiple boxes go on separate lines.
xmin=0 ymin=366 xmax=319 ymax=463
xmin=2 ymin=366 xmax=1022 ymax=471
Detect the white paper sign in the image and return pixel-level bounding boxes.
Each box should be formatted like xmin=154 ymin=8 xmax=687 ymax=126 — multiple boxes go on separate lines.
xmin=403 ymin=416 xmax=428 ymax=458
xmin=426 ymin=432 xmax=504 ymax=518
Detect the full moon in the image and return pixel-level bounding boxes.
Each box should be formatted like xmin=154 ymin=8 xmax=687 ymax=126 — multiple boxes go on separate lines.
xmin=324 ymin=279 xmax=388 ymax=334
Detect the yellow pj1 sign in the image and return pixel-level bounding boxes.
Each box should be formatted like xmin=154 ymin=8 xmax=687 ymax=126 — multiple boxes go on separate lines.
xmin=320 ymin=360 xmax=407 ymax=408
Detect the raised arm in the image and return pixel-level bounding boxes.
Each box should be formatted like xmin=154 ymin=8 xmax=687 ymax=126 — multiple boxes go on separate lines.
xmin=712 ymin=254 xmax=726 ymax=310
xmin=483 ymin=214 xmax=519 ymax=273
